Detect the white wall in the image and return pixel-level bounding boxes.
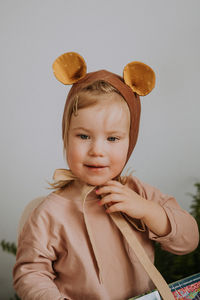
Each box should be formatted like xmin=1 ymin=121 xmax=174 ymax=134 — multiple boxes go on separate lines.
xmin=0 ymin=0 xmax=200 ymax=298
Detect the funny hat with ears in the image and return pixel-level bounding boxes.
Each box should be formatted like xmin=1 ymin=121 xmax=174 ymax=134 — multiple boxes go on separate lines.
xmin=52 ymin=52 xmax=156 ymax=162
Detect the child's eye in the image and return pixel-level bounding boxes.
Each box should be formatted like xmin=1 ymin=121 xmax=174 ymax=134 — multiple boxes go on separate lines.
xmin=77 ymin=134 xmax=90 ymax=140
xmin=107 ymin=136 xmax=119 ymax=142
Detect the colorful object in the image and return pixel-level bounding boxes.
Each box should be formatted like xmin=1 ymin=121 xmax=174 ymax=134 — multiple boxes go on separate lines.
xmin=131 ymin=273 xmax=200 ymax=300
xmin=170 ymin=273 xmax=200 ymax=299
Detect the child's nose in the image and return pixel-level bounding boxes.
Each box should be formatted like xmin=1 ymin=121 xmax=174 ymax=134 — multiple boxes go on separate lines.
xmin=88 ymin=140 xmax=104 ymax=157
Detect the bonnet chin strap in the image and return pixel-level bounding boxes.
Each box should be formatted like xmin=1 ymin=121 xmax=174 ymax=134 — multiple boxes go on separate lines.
xmin=53 ymin=169 xmax=174 ymax=300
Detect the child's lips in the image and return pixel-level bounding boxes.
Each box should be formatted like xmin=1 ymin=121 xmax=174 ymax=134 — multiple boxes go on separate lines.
xmin=84 ymin=164 xmax=108 ymax=171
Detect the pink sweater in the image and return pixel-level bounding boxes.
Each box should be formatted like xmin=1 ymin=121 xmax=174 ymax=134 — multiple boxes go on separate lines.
xmin=13 ymin=176 xmax=199 ymax=300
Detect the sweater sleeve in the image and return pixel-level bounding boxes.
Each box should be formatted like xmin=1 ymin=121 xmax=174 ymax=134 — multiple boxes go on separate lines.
xmin=13 ymin=201 xmax=66 ymax=300
xmin=127 ymin=176 xmax=199 ymax=255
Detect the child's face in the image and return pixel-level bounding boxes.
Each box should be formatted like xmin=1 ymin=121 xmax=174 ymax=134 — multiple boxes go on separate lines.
xmin=67 ymin=93 xmax=130 ymax=186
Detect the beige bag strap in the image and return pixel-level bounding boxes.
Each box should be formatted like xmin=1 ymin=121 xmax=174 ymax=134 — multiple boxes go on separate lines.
xmin=110 ymin=212 xmax=174 ymax=300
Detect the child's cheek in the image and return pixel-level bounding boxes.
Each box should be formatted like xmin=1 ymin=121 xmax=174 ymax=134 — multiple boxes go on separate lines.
xmin=67 ymin=140 xmax=86 ymax=167
xmin=110 ymin=144 xmax=128 ymax=173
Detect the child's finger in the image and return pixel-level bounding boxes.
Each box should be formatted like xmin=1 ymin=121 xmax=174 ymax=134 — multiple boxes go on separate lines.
xmin=98 ymin=193 xmax=122 ymax=206
xmin=96 ymin=185 xmax=122 ymax=196
xmin=105 ymin=202 xmax=124 ymax=214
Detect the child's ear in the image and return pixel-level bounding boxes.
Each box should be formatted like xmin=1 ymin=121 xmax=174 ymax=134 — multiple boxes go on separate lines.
xmin=52 ymin=52 xmax=87 ymax=84
xmin=123 ymin=61 xmax=156 ymax=96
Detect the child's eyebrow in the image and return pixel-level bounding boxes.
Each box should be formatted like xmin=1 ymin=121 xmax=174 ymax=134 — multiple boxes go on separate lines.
xmin=106 ymin=131 xmax=127 ymax=136
xmin=72 ymin=127 xmax=127 ymax=136
xmin=71 ymin=127 xmax=91 ymax=132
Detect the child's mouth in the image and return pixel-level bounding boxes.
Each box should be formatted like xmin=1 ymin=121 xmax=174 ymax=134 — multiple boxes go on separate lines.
xmin=84 ymin=165 xmax=107 ymax=171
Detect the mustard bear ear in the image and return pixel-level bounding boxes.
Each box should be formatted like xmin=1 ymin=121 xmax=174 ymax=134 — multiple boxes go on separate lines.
xmin=123 ymin=61 xmax=156 ymax=96
xmin=52 ymin=52 xmax=87 ymax=85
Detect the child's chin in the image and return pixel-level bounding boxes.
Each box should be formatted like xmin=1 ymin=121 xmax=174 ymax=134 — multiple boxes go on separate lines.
xmin=84 ymin=176 xmax=111 ymax=186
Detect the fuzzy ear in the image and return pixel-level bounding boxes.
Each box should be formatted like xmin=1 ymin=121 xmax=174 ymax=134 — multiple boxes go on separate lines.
xmin=52 ymin=52 xmax=87 ymax=85
xmin=123 ymin=61 xmax=155 ymax=96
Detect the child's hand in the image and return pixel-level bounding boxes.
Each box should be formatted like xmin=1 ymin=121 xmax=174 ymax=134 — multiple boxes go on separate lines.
xmin=96 ymin=180 xmax=149 ymax=220
xmin=96 ymin=180 xmax=171 ymax=237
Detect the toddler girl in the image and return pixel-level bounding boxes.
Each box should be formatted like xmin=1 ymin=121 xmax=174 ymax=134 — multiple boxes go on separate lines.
xmin=13 ymin=52 xmax=199 ymax=300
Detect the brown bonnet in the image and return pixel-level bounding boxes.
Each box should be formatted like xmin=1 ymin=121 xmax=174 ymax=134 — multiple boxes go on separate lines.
xmin=52 ymin=52 xmax=156 ymax=163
